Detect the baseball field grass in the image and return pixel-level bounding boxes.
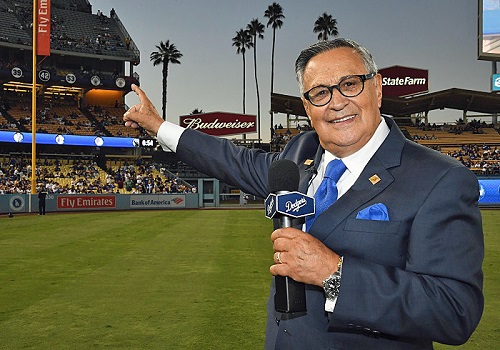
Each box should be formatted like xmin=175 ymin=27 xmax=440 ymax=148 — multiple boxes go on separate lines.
xmin=0 ymin=208 xmax=498 ymax=349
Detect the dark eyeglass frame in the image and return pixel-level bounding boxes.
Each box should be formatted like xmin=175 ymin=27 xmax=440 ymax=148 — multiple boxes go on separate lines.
xmin=303 ymin=72 xmax=376 ymax=107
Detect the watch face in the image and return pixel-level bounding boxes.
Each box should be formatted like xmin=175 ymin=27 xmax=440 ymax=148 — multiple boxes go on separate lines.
xmin=323 ymin=271 xmax=342 ymax=299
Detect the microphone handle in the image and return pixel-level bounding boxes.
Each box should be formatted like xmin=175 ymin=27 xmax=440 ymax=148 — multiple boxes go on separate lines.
xmin=274 ymin=216 xmax=307 ymax=313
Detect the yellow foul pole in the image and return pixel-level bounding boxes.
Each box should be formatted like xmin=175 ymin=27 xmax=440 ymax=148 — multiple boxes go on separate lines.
xmin=31 ymin=0 xmax=37 ymax=194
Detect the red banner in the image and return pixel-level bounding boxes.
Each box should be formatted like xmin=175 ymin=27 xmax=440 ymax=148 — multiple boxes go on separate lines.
xmin=179 ymin=112 xmax=257 ymax=136
xmin=379 ymin=65 xmax=428 ymax=97
xmin=58 ymin=196 xmax=116 ymax=209
xmin=36 ymin=0 xmax=51 ymax=56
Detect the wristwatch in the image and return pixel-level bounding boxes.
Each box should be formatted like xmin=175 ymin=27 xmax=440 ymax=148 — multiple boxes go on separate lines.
xmin=322 ymin=256 xmax=343 ymax=300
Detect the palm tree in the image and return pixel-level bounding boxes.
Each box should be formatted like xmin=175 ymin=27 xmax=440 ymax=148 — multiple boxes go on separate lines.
xmin=247 ymin=19 xmax=265 ymax=144
xmin=313 ymin=12 xmax=338 ymax=41
xmin=232 ymin=29 xmax=253 ymax=114
xmin=264 ymin=2 xmax=285 ymax=134
xmin=150 ymin=40 xmax=182 ymax=120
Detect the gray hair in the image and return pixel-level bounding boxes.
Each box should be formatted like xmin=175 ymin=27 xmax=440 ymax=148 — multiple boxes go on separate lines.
xmin=295 ymin=38 xmax=378 ymax=93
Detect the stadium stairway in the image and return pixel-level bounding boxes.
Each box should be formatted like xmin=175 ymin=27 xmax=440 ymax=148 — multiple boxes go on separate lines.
xmin=80 ymin=107 xmax=113 ymax=137
xmin=0 ymin=110 xmax=25 ymax=132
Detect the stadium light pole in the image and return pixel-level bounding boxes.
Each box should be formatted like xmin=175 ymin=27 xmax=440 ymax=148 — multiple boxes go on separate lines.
xmin=31 ymin=0 xmax=38 ymax=198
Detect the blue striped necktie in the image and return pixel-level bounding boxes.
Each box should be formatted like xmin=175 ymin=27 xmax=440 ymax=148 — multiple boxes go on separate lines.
xmin=306 ymin=159 xmax=346 ymax=232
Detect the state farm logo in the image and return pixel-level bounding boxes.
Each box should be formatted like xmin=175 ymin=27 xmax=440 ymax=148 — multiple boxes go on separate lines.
xmin=58 ymin=195 xmax=116 ymax=209
xmin=379 ymin=65 xmax=428 ymax=97
xmin=382 ymin=76 xmax=426 ymax=86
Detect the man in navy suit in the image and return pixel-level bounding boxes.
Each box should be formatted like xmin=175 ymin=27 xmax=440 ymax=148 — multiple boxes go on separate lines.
xmin=124 ymin=38 xmax=483 ymax=349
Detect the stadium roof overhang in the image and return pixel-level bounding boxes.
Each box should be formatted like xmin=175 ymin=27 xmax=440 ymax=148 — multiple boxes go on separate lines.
xmin=271 ymin=88 xmax=500 ymax=118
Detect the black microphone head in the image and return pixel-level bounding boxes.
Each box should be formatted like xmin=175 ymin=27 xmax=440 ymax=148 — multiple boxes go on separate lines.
xmin=268 ymin=159 xmax=300 ymax=193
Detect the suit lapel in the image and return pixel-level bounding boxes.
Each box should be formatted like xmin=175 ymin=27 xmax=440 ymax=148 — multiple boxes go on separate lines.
xmin=298 ymin=145 xmax=324 ymax=193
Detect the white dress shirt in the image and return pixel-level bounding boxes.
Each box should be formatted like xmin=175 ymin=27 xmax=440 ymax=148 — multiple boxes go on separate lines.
xmin=307 ymin=118 xmax=390 ymax=311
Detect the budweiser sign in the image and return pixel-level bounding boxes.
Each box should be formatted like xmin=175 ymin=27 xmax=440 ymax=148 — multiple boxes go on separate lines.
xmin=179 ymin=112 xmax=256 ymax=136
xmin=379 ymin=65 xmax=428 ymax=97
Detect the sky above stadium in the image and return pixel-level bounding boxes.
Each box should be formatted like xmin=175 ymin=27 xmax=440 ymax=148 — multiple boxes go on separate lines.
xmin=89 ymin=0 xmax=494 ymax=142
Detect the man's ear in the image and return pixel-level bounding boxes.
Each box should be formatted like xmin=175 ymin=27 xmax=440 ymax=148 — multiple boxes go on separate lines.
xmin=301 ymin=98 xmax=313 ymax=128
xmin=375 ymin=74 xmax=383 ymax=108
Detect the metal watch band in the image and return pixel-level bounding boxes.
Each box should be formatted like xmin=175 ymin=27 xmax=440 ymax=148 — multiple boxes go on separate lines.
xmin=322 ymin=257 xmax=343 ymax=300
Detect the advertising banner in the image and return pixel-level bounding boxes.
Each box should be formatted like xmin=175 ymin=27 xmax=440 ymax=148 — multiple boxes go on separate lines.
xmin=57 ymin=195 xmax=116 ymax=210
xmin=37 ymin=0 xmax=51 ymax=56
xmin=379 ymin=66 xmax=428 ymax=97
xmin=179 ymin=112 xmax=256 ymax=136
xmin=130 ymin=195 xmax=186 ymax=209
xmin=478 ymin=178 xmax=500 ymax=205
xmin=492 ymin=73 xmax=500 ymax=92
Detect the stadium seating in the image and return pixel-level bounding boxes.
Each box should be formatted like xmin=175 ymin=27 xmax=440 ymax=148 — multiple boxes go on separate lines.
xmin=0 ymin=0 xmax=137 ymax=60
xmin=0 ymin=1 xmax=32 ymax=45
xmin=405 ymin=125 xmax=500 ymax=146
xmin=87 ymin=106 xmax=144 ymax=138
xmin=0 ymin=153 xmax=195 ymax=195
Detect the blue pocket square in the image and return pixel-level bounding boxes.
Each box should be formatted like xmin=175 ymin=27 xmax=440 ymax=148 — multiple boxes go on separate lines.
xmin=356 ymin=203 xmax=389 ymax=221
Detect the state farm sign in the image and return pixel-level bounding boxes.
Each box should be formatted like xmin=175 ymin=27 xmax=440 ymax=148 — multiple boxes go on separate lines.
xmin=58 ymin=195 xmax=116 ymax=209
xmin=379 ymin=66 xmax=428 ymax=97
xmin=179 ymin=112 xmax=256 ymax=136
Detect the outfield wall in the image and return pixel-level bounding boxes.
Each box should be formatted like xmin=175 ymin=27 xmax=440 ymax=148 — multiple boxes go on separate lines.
xmin=1 ymin=193 xmax=199 ymax=214
xmin=1 ymin=178 xmax=499 ymax=214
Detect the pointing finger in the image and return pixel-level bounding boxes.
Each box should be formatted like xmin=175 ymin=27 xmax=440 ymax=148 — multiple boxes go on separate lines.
xmin=131 ymin=84 xmax=151 ymax=105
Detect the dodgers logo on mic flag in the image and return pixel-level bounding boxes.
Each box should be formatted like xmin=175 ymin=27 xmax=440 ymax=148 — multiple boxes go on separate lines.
xmin=265 ymin=193 xmax=277 ymax=219
xmin=265 ymin=191 xmax=315 ymax=219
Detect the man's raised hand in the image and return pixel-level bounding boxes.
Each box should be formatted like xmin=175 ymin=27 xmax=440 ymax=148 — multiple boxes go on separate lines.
xmin=123 ymin=84 xmax=164 ymax=136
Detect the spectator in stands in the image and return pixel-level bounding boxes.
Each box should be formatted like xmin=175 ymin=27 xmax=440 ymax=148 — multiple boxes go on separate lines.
xmin=124 ymin=38 xmax=484 ymax=349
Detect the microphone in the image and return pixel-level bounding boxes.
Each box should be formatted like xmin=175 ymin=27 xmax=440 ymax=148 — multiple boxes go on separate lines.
xmin=265 ymin=159 xmax=315 ymax=313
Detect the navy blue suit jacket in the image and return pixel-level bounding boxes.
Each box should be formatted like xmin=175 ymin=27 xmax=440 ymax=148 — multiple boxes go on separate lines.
xmin=175 ymin=117 xmax=484 ymax=349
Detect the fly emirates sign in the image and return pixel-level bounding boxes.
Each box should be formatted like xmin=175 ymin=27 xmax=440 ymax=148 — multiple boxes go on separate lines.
xmin=58 ymin=195 xmax=116 ymax=209
xmin=379 ymin=65 xmax=428 ymax=97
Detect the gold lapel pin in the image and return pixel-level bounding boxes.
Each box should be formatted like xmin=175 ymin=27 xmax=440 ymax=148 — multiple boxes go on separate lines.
xmin=304 ymin=159 xmax=314 ymax=166
xmin=369 ymin=174 xmax=381 ymax=185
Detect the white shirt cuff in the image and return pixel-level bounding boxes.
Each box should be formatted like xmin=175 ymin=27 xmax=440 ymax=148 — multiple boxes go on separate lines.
xmin=325 ymin=297 xmax=338 ymax=312
xmin=156 ymin=121 xmax=185 ymax=152
xmin=324 ymin=258 xmax=343 ymax=312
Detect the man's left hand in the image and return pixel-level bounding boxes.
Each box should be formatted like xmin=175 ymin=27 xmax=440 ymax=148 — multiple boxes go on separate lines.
xmin=270 ymin=227 xmax=341 ymax=287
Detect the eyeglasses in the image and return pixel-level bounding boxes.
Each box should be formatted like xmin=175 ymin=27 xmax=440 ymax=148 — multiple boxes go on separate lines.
xmin=303 ymin=72 xmax=376 ymax=107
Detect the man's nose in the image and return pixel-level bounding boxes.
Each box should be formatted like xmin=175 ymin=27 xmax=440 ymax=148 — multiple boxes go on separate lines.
xmin=327 ymin=88 xmax=349 ymax=110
